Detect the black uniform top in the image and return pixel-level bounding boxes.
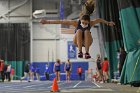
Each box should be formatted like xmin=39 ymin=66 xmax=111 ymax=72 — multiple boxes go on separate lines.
xmin=96 ymin=59 xmax=102 ymax=70
xmin=24 ymin=64 xmax=30 ymax=73
xmin=75 ymin=20 xmax=91 ymax=33
xmin=119 ymin=51 xmax=127 ymax=68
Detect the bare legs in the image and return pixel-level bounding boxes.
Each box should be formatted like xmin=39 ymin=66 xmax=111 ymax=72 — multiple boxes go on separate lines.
xmin=66 ymin=71 xmax=71 ymax=82
xmin=84 ymin=30 xmax=93 ymax=53
xmin=73 ymin=29 xmax=93 ymax=58
xmin=30 ymin=72 xmax=34 ymax=81
xmin=73 ymin=29 xmax=83 ymax=52
xmin=55 ymin=71 xmax=60 ymax=81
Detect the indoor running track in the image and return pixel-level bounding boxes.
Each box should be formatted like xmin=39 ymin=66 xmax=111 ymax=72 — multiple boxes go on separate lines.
xmin=0 ymin=81 xmax=113 ymax=93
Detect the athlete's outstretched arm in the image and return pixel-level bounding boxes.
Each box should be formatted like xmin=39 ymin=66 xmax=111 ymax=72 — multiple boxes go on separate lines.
xmin=40 ymin=19 xmax=77 ymax=27
xmin=90 ymin=18 xmax=115 ymax=27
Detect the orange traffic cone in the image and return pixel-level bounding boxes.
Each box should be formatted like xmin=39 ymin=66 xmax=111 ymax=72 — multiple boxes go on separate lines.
xmin=50 ymin=78 xmax=59 ymax=92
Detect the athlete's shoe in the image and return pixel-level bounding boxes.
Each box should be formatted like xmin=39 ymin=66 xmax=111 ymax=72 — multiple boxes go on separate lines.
xmin=85 ymin=53 xmax=91 ymax=59
xmin=78 ymin=52 xmax=83 ymax=58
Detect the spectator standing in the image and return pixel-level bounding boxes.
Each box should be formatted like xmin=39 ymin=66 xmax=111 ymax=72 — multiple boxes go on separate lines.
xmin=6 ymin=64 xmax=11 ymax=81
xmin=10 ymin=67 xmax=15 ymax=81
xmin=44 ymin=64 xmax=49 ymax=80
xmin=0 ymin=60 xmax=5 ymax=82
xmin=53 ymin=59 xmax=61 ymax=81
xmin=64 ymin=59 xmax=72 ymax=82
xmin=21 ymin=63 xmax=31 ymax=82
xmin=102 ymin=57 xmax=110 ymax=83
xmin=3 ymin=64 xmax=8 ymax=81
xmin=77 ymin=66 xmax=83 ymax=80
xmin=119 ymin=47 xmax=127 ymax=76
xmin=96 ymin=54 xmax=102 ymax=82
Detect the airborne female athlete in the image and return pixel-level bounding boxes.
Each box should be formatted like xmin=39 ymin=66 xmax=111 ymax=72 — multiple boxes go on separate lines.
xmin=40 ymin=15 xmax=115 ymax=59
xmin=40 ymin=0 xmax=115 ymax=59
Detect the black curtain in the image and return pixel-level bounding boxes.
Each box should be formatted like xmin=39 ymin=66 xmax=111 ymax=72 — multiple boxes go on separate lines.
xmin=97 ymin=0 xmax=123 ymax=43
xmin=0 ymin=23 xmax=30 ymax=61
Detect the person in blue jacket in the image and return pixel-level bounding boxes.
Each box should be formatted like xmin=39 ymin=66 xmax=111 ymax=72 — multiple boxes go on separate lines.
xmin=44 ymin=63 xmax=49 ymax=80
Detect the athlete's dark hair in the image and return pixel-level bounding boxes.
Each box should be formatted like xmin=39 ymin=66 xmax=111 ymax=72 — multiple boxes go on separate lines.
xmin=67 ymin=59 xmax=70 ymax=62
xmin=81 ymin=14 xmax=90 ymax=21
xmin=104 ymin=57 xmax=108 ymax=61
xmin=56 ymin=59 xmax=60 ymax=63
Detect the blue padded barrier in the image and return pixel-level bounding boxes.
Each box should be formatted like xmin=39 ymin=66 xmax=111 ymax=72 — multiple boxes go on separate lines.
xmin=32 ymin=61 xmax=88 ymax=81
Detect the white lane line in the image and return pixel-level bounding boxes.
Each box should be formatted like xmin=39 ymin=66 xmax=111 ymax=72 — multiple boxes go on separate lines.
xmin=61 ymin=88 xmax=113 ymax=92
xmin=92 ymin=82 xmax=101 ymax=88
xmin=4 ymin=82 xmax=43 ymax=87
xmin=73 ymin=81 xmax=82 ymax=88
xmin=23 ymin=83 xmax=50 ymax=88
xmin=24 ymin=81 xmax=52 ymax=88
xmin=3 ymin=83 xmax=35 ymax=88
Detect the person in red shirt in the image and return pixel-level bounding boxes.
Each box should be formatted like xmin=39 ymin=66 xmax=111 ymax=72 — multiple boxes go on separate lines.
xmin=0 ymin=60 xmax=2 ymax=72
xmin=0 ymin=60 xmax=5 ymax=82
xmin=10 ymin=67 xmax=15 ymax=80
xmin=77 ymin=66 xmax=83 ymax=80
xmin=102 ymin=57 xmax=109 ymax=83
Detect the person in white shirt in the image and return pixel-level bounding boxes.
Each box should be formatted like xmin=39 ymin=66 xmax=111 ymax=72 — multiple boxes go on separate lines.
xmin=6 ymin=64 xmax=11 ymax=82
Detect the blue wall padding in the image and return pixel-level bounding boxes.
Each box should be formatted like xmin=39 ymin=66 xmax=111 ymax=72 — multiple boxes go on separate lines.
xmin=32 ymin=61 xmax=88 ymax=80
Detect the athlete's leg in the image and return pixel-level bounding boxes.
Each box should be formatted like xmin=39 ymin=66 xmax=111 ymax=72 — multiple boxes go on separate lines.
xmin=79 ymin=73 xmax=82 ymax=80
xmin=68 ymin=71 xmax=71 ymax=81
xmin=73 ymin=29 xmax=83 ymax=58
xmin=84 ymin=30 xmax=93 ymax=52
xmin=58 ymin=71 xmax=60 ymax=81
xmin=73 ymin=29 xmax=83 ymax=51
xmin=55 ymin=71 xmax=58 ymax=81
xmin=21 ymin=72 xmax=27 ymax=80
xmin=31 ymin=72 xmax=34 ymax=80
xmin=36 ymin=73 xmax=40 ymax=80
xmin=84 ymin=30 xmax=93 ymax=58
xmin=66 ymin=71 xmax=68 ymax=81
xmin=27 ymin=72 xmax=31 ymax=82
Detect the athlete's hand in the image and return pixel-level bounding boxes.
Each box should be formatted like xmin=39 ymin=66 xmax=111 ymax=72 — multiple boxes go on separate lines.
xmin=40 ymin=19 xmax=47 ymax=24
xmin=108 ymin=21 xmax=115 ymax=26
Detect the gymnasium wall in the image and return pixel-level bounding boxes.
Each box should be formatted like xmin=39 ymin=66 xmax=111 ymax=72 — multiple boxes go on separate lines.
xmin=32 ymin=23 xmax=61 ymax=62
